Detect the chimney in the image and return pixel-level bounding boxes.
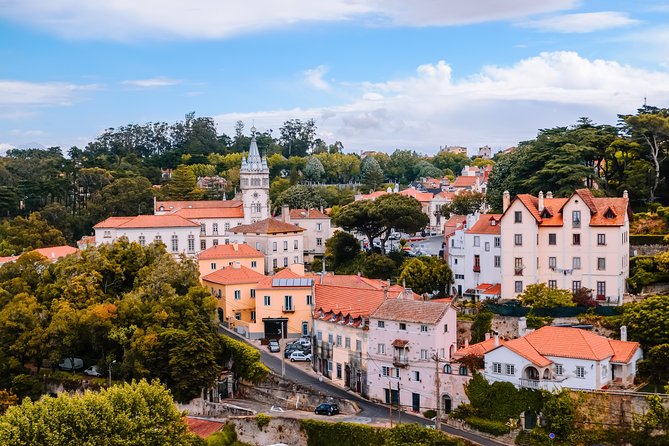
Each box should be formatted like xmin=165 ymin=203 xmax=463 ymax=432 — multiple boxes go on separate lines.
xmin=282 ymin=204 xmax=290 ymax=223
xmin=232 ymin=243 xmax=239 ymax=251
xmin=502 ymin=190 xmax=511 ymax=212
xmin=623 ymin=190 xmax=628 ymax=199
xmin=620 ymin=325 xmax=627 ymax=342
xmin=538 ymin=191 xmax=544 ymax=212
xmin=518 ymin=317 xmax=527 ymax=337
xmin=494 ymin=334 xmax=500 ymax=347
xmin=484 ymin=332 xmax=491 ymax=341
xmin=464 ymin=338 xmax=469 ymax=348
xmin=546 ymin=191 xmax=553 ymax=199
xmin=383 ymin=286 xmax=389 ymax=300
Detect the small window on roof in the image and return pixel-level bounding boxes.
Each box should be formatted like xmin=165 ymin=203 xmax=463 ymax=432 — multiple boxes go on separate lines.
xmin=604 ymin=208 xmax=616 ymax=219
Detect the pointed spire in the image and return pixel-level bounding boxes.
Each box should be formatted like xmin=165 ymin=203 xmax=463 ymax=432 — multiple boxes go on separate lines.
xmin=241 ymin=129 xmax=264 ymax=172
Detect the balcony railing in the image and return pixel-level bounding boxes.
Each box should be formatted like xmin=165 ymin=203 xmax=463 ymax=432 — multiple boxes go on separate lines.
xmin=393 ymin=356 xmax=409 ymax=367
xmin=282 ymin=306 xmax=295 ymax=313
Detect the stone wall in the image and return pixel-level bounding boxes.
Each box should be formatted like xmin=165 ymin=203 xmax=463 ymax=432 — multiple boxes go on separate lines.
xmin=575 ymin=390 xmax=669 ymax=428
xmin=233 ymin=416 xmax=308 ymax=446
xmin=631 ymin=244 xmax=668 ymax=256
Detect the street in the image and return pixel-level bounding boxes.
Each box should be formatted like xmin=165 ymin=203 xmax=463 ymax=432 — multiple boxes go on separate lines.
xmin=220 ymin=326 xmax=506 ymax=446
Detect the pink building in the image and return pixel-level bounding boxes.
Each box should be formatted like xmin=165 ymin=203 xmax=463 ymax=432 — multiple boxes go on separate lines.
xmin=367 ymin=298 xmax=457 ymax=413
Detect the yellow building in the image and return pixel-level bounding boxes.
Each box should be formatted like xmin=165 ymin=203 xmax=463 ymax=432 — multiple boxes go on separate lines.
xmin=197 ymin=243 xmax=265 ymax=277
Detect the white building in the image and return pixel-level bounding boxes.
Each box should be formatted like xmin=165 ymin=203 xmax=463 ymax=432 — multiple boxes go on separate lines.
xmin=367 ymin=298 xmax=457 ymax=413
xmin=482 ymin=326 xmax=642 ymax=391
xmin=449 ymin=213 xmax=502 ymax=300
xmin=500 ymin=189 xmax=631 ymax=303
xmin=280 ymin=206 xmax=331 ymax=261
xmin=240 ymin=128 xmax=270 ymax=225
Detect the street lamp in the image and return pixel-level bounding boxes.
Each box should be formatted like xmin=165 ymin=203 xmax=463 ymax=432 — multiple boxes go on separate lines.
xmin=108 ymin=360 xmax=117 ymax=388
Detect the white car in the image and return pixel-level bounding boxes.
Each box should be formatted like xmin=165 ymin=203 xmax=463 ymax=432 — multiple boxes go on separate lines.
xmin=84 ymin=365 xmax=102 ymax=377
xmin=289 ymin=351 xmax=312 ymax=362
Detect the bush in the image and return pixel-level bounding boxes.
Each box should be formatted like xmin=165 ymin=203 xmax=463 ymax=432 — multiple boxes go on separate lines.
xmin=465 ymin=417 xmax=510 ymax=436
xmin=423 ymin=409 xmax=437 ymax=419
xmin=450 ymin=404 xmax=476 ymax=421
xmin=630 ymin=234 xmax=669 ymax=245
xmin=300 ymin=419 xmax=385 ymax=446
xmin=256 ymin=413 xmax=270 ymax=430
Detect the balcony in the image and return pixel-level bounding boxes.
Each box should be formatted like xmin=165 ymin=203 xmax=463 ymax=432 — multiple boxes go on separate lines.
xmin=393 ymin=356 xmax=409 ymax=368
xmin=473 ymin=265 xmax=481 ymax=273
xmin=282 ymin=306 xmax=295 ymax=313
xmin=596 ymin=294 xmax=606 ymax=301
xmin=518 ymin=377 xmax=566 ymax=391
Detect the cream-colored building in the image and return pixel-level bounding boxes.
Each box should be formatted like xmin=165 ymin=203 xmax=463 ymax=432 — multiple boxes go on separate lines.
xmin=279 ymin=206 xmax=331 ymax=261
xmin=197 ymin=243 xmax=265 ymax=277
xmin=230 ymin=218 xmax=305 ymax=273
xmin=500 ymin=189 xmax=630 ymax=303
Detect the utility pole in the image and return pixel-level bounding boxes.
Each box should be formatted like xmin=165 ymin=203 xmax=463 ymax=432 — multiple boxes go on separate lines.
xmin=280 ymin=327 xmax=285 ymax=378
xmin=433 ymin=353 xmax=441 ymax=430
xmin=389 ymin=379 xmax=393 ymax=428
xmin=397 ymin=381 xmax=401 ymax=425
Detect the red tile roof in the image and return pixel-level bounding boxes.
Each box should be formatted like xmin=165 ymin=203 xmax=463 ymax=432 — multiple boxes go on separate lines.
xmin=454 ymin=337 xmax=505 ymax=358
xmin=94 ymin=215 xmax=200 ymax=229
xmin=288 ymin=209 xmax=329 ymax=219
xmin=255 ymin=267 xmax=309 ymax=289
xmin=452 ymin=176 xmax=478 ymax=188
xmin=314 ymin=285 xmax=390 ymax=318
xmin=358 ymin=191 xmax=388 ymax=200
xmin=305 ymin=273 xmax=384 ymax=290
xmin=0 ymin=245 xmax=79 ymax=265
xmin=198 ymin=243 xmax=263 ymax=260
xmin=230 ymin=218 xmax=304 ymax=234
xmin=201 ymin=265 xmax=265 ymax=285
xmin=609 ymin=339 xmax=641 ymax=363
xmin=443 ymin=215 xmax=466 ymax=239
xmin=185 ymin=417 xmax=225 ymax=438
xmin=156 ymin=200 xmax=242 ymax=212
xmin=399 ymin=188 xmax=434 ymax=202
xmin=173 ymin=207 xmax=244 ymax=219
xmin=371 ymin=299 xmax=451 ymax=324
xmin=392 ymin=339 xmax=409 ymax=348
xmin=481 ymin=284 xmax=501 ymax=296
xmin=466 ymin=214 xmax=502 ymax=235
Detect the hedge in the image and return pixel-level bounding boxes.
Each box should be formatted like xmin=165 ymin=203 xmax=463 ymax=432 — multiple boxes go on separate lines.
xmin=630 ymin=234 xmax=669 ymax=245
xmin=464 ymin=417 xmax=510 ymax=436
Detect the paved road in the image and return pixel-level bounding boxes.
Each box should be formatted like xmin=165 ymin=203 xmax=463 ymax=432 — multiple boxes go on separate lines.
xmin=220 ymin=327 xmax=506 ymax=446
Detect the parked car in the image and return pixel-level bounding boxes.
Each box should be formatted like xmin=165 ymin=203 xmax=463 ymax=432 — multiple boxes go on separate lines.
xmin=84 ymin=365 xmax=102 ymax=377
xmin=268 ymin=339 xmax=280 ymax=353
xmin=58 ymin=358 xmax=84 ymax=371
xmin=294 ymin=337 xmax=311 ymax=348
xmin=284 ymin=343 xmax=310 ymax=358
xmin=314 ymin=403 xmax=339 ymax=416
xmin=289 ymin=351 xmax=312 ymax=362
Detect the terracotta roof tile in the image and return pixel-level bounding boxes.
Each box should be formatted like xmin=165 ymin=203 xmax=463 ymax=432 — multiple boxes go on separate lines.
xmin=94 ymin=215 xmax=200 ymax=229
xmin=452 ymin=176 xmax=478 ymax=187
xmin=503 ymin=337 xmax=553 ymax=367
xmin=314 ymin=284 xmax=392 ymax=318
xmin=201 ymin=265 xmax=265 ymax=285
xmin=358 ymin=191 xmax=388 ymax=200
xmin=305 ymin=274 xmax=383 ymax=289
xmin=371 ymin=299 xmax=451 ymax=324
xmin=156 ymin=200 xmax=242 ymax=212
xmin=230 ymin=218 xmax=304 ymax=234
xmin=0 ymin=245 xmax=80 ymax=265
xmin=454 ymin=337 xmax=504 ymax=358
xmin=399 ymin=188 xmax=434 ymax=202
xmin=288 ymin=208 xmax=329 ymax=219
xmin=173 ymin=207 xmax=244 ymax=219
xmin=481 ymin=284 xmax=501 ymax=296
xmin=198 ymin=243 xmax=263 ymax=260
xmin=392 ymin=339 xmax=409 ymax=348
xmin=466 ymin=214 xmax=502 ymax=235
xmin=609 ymin=339 xmax=641 ymax=363
xmin=185 ymin=417 xmax=225 ymax=438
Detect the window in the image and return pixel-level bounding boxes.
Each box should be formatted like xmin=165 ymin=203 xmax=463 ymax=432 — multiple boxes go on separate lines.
xmin=272 ymin=242 xmax=277 ymax=252
xmin=420 ymin=325 xmax=428 ymax=332
xmin=212 ymin=223 xmax=218 ymax=234
xmin=224 ymin=223 xmax=230 ymax=231
xmin=514 ymin=257 xmax=523 ymax=275
xmin=378 ymin=321 xmax=385 ymax=328
xmin=316 ymin=238 xmax=323 ymax=246
xmin=138 ymin=235 xmax=145 ymax=246
xmin=515 ymin=281 xmax=523 ymax=293
xmin=576 ymin=366 xmax=585 ymax=378
xmin=306 ymin=295 xmax=313 ymax=305
xmin=391 ymin=368 xmax=400 ymax=379
xmin=443 ymin=324 xmax=449 ymax=333
xmin=234 ymin=290 xmax=241 ymax=300
xmin=573 ymin=257 xmax=581 ymax=270
xmin=294 ymin=256 xmax=299 ymax=264
xmin=597 ymin=257 xmax=606 ymax=271
xmin=597 ymin=234 xmax=606 ymax=245
xmin=171 ymin=235 xmax=178 ymax=252
xmin=549 ymin=257 xmax=557 ymax=269
xmin=283 ymin=257 xmax=289 ymax=267
xmin=328 ymin=333 xmax=334 ymax=344
xmin=473 ymin=236 xmax=480 ymax=247
xmin=272 ymin=259 xmax=277 ymax=269
xmin=251 ymin=289 xmax=256 ymax=298
xmin=187 ymin=235 xmax=195 ymax=252
xmin=548 ymin=233 xmax=557 ymax=245
xmin=283 ymin=241 xmax=288 ymax=251
xmin=485 ymin=241 xmax=490 ymax=252
xmin=597 ymin=281 xmax=606 ymax=300
xmin=444 ymin=364 xmax=452 ymax=374
xmin=555 ymin=364 xmax=563 ymax=375
xmin=200 ymin=239 xmax=206 ymax=250
xmin=420 ymin=349 xmax=429 ymax=360
xmin=211 ymin=262 xmax=217 ymax=270
xmin=317 ymin=331 xmax=322 ymax=341
xmin=356 ymin=340 xmax=361 ymax=351
xmin=294 ymin=240 xmax=299 ymax=250
xmin=382 ymin=366 xmax=390 ymax=377
xmin=263 ymin=295 xmax=271 ymax=306
xmin=284 ymin=295 xmax=293 ymax=311
xmin=336 ymin=335 xmax=342 ymax=347
xmin=494 ymin=237 xmax=501 ymax=248
xmin=212 ymin=239 xmax=218 ymax=246
xmin=316 ymin=223 xmax=322 ymax=231
xmin=378 ymin=343 xmax=385 ymax=354
xmin=345 ymin=337 xmax=351 ymax=349
xmin=572 ymin=210 xmax=581 ymax=228
xmin=413 ymin=371 xmax=421 ymax=381
xmin=572 ymin=281 xmax=581 ymax=294
xmin=336 ymin=363 xmax=342 ymax=379
xmin=155 ymin=235 xmax=162 ymax=243
xmin=514 ymin=211 xmax=522 ymax=223
xmin=514 ymin=234 xmax=523 ymax=246
xmin=505 ymin=364 xmax=515 ymax=375
xmin=256 ymin=241 xmax=261 ymax=251
xmin=494 ymin=256 xmax=501 ymax=268
xmin=234 ymin=312 xmax=241 ymax=320
xmin=492 ymin=363 xmax=502 ymax=374
xmin=572 ymin=233 xmax=581 ymax=245
xmin=250 ymin=260 xmax=257 ymax=268
xmin=399 ymin=322 xmax=407 ymax=330
xmin=459 ymin=366 xmax=468 ymax=376
xmin=251 ymin=311 xmax=256 ymax=321
xmin=473 ymin=255 xmax=481 ymax=272
xmin=548 ymin=280 xmax=557 ymax=289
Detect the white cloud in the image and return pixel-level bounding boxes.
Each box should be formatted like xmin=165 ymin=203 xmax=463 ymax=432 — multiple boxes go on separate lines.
xmin=0 ymin=143 xmax=15 ymax=155
xmin=303 ymin=66 xmax=331 ymax=91
xmin=214 ymin=51 xmax=669 ymax=154
xmin=0 ymin=0 xmax=577 ymax=40
xmin=121 ymin=77 xmax=181 ymax=88
xmin=518 ymin=11 xmax=639 ymax=33
xmin=0 ymin=80 xmax=96 ymax=106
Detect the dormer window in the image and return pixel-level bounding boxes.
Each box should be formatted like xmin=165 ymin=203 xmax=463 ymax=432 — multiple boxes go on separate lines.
xmin=490 ymin=219 xmax=496 ymax=226
xmin=541 ymin=209 xmax=552 ymax=218
xmin=604 ymin=208 xmax=616 ymax=219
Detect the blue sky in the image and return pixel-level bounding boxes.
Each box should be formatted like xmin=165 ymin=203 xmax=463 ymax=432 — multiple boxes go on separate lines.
xmin=1 ymin=0 xmax=668 ymax=155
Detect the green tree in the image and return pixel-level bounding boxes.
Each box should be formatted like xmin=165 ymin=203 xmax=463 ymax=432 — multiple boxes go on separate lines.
xmin=414 ymin=160 xmax=443 ymax=179
xmin=374 ymin=194 xmax=429 ymax=254
xmin=541 ymin=390 xmax=577 ymax=440
xmin=441 ymin=191 xmax=486 ymax=218
xmin=325 ymin=231 xmax=361 ymax=271
xmin=360 ymin=253 xmax=397 ymax=280
xmin=0 ymin=212 xmax=67 ymax=256
xmin=334 ymin=200 xmax=384 ymax=251
xmin=638 ymin=343 xmax=669 ymax=389
xmin=519 ymin=284 xmax=575 ymax=308
xmin=274 ymin=185 xmax=326 ymax=211
xmin=0 ymin=380 xmax=205 ymax=446
xmin=431 ymin=152 xmax=470 ymax=176
xmin=161 ymin=165 xmax=204 ymax=200
xmin=360 ymin=157 xmax=385 ymax=193
xmin=399 ymin=256 xmax=453 ymax=296
xmin=303 ymin=156 xmax=325 ymax=183
xmin=622 ymin=294 xmax=669 ymax=348
xmin=85 ymin=176 xmax=154 ymax=221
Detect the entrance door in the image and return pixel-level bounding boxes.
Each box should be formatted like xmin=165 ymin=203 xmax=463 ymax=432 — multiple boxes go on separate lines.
xmin=263 ymin=319 xmax=287 ymax=340
xmin=217 ymin=308 xmax=224 ymax=323
xmin=384 ymin=388 xmax=399 ymax=406
xmin=412 ymin=393 xmax=420 ymax=412
xmin=442 ymin=395 xmax=452 ymax=414
xmin=345 ymin=365 xmax=351 ymax=388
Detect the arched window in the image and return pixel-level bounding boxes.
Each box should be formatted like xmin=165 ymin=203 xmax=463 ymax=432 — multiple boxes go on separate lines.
xmin=443 ymin=364 xmax=452 ymax=374
xmin=459 ymin=366 xmax=468 ymax=376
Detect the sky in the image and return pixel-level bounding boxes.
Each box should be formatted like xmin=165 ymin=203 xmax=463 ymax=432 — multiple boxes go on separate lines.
xmin=1 ymin=0 xmax=669 ymax=156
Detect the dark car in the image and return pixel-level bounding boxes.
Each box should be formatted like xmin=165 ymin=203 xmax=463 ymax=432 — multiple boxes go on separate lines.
xmin=315 ymin=403 xmax=339 ymax=416
xmin=267 ymin=339 xmax=280 ymax=353
xmin=284 ymin=343 xmax=310 ymax=358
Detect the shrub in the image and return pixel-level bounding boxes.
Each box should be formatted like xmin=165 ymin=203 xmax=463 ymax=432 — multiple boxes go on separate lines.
xmin=300 ymin=419 xmax=385 ymax=446
xmin=423 ymin=409 xmax=437 ymax=419
xmin=256 ymin=413 xmax=270 ymax=430
xmin=465 ymin=417 xmax=509 ymax=436
xmin=630 ymin=234 xmax=669 ymax=245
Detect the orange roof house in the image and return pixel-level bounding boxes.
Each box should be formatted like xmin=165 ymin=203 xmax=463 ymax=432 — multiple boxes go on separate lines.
xmin=0 ymin=245 xmax=79 ymax=266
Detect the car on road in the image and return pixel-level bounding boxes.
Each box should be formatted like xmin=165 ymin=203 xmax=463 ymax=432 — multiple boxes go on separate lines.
xmin=314 ymin=403 xmax=339 ymax=416
xmin=294 ymin=337 xmax=311 ymax=347
xmin=268 ymin=339 xmax=280 ymax=353
xmin=84 ymin=365 xmax=102 ymax=377
xmin=58 ymin=358 xmax=84 ymax=371
xmin=284 ymin=343 xmax=310 ymax=358
xmin=289 ymin=351 xmax=312 ymax=362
